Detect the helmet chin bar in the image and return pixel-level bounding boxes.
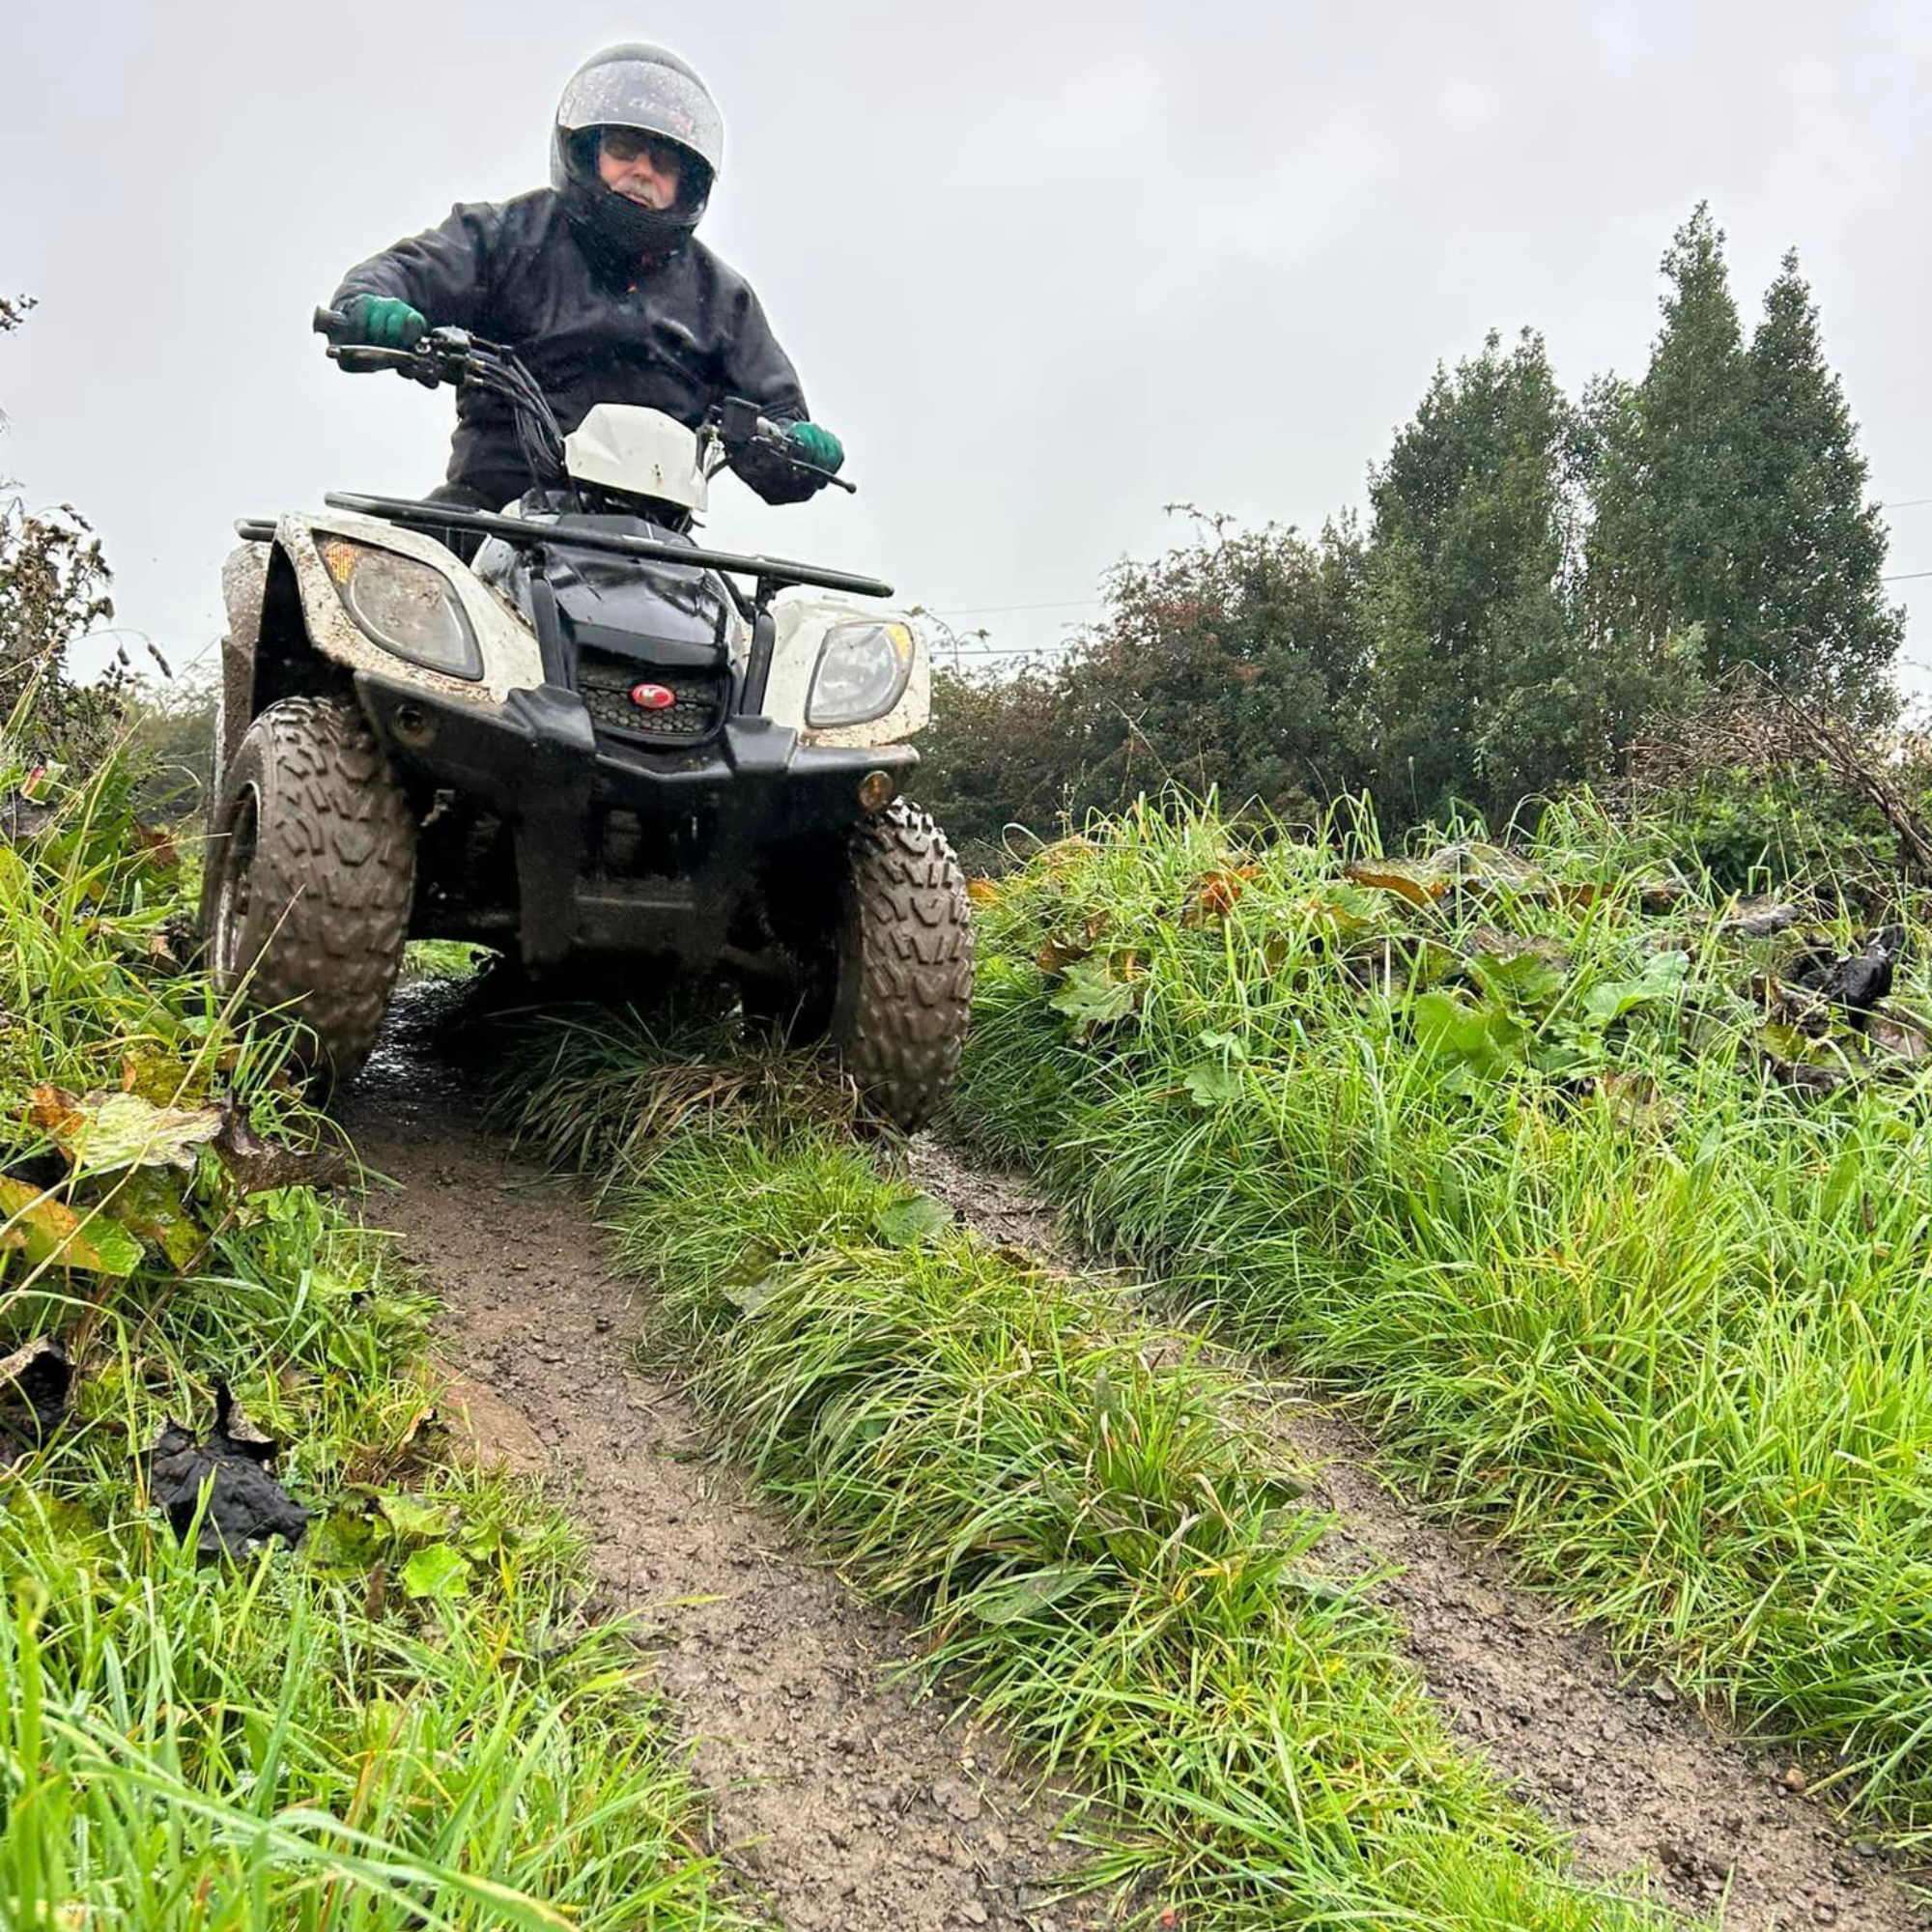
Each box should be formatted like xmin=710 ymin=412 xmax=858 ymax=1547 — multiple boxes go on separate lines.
xmin=559 ymin=129 xmax=711 ymax=261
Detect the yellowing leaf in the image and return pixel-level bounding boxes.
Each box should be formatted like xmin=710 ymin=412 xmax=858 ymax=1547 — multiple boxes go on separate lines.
xmin=1343 ymin=859 xmax=1450 ymax=907
xmin=0 ymin=1179 xmax=143 ymax=1275
xmin=966 ymin=877 xmax=1002 ymax=908
xmin=29 ymin=1087 xmax=222 ymax=1176
xmin=1180 ymin=867 xmax=1259 ymax=926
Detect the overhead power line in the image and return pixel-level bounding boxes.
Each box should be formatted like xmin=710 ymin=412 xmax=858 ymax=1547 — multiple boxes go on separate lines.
xmin=926 ymin=596 xmax=1103 ymax=618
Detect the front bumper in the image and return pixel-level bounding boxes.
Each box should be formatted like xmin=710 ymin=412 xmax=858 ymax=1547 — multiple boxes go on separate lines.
xmin=355 ymin=671 xmax=918 ymax=963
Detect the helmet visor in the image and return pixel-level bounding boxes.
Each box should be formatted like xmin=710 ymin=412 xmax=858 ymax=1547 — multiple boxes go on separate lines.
xmin=556 ymin=54 xmax=723 ymax=179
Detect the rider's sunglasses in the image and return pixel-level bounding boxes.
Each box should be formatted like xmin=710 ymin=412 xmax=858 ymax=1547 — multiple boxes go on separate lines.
xmin=598 ymin=128 xmax=682 ymax=172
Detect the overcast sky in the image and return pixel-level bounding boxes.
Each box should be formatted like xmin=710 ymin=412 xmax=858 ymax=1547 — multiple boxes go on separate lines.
xmin=4 ymin=0 xmax=1928 ymax=692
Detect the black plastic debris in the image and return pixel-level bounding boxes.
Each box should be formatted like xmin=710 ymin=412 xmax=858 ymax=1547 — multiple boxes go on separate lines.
xmin=142 ymin=1382 xmax=309 ymax=1557
xmin=0 ymin=792 xmax=56 ymax=844
xmin=1790 ymin=925 xmax=1908 ymax=1017
xmin=0 ymin=1338 xmax=71 ymax=1466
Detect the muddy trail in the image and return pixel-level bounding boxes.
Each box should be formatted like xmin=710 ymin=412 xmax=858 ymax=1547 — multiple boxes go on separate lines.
xmin=909 ymin=1144 xmax=1932 ymax=1932
xmin=343 ymin=989 xmax=1928 ymax=1932
xmin=344 ymin=1008 xmax=1105 ymax=1932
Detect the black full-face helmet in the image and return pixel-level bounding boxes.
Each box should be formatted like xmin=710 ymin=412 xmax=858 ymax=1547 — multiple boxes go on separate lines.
xmin=551 ymin=43 xmax=724 ymax=262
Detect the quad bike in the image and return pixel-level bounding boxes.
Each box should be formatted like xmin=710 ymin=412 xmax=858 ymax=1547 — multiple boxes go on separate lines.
xmin=201 ymin=309 xmax=973 ymax=1126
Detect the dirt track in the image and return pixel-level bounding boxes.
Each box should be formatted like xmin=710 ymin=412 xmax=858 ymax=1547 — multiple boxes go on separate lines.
xmin=346 ymin=1008 xmax=1104 ymax=1932
xmin=345 ymin=991 xmax=1928 ymax=1932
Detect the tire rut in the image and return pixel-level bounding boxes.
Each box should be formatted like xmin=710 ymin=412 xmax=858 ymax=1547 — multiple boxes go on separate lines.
xmin=344 ymin=1014 xmax=1101 ymax=1932
xmin=907 ymin=1136 xmax=1932 ymax=1932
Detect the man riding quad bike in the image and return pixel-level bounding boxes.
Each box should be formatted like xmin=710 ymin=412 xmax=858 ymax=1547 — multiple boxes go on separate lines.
xmin=201 ymin=43 xmax=974 ymax=1127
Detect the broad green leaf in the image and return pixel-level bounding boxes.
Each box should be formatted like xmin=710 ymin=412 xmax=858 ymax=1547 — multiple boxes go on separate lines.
xmin=377 ymin=1492 xmax=455 ymax=1541
xmin=873 ymin=1192 xmax=954 ymax=1247
xmin=303 ymin=1507 xmax=384 ymax=1579
xmin=1183 ymin=1062 xmax=1243 ymax=1110
xmin=1580 ymin=950 xmax=1690 ymax=1025
xmin=400 ymin=1542 xmax=472 ymax=1600
xmin=1196 ymin=1030 xmax=1248 ymax=1059
xmin=1467 ymin=941 xmax=1570 ymax=1009
xmin=106 ymin=1170 xmax=206 ymax=1269
xmin=724 ymin=1268 xmax=782 ymax=1316
xmin=1410 ymin=989 xmax=1527 ymax=1077
xmin=1048 ymin=955 xmax=1143 ymax=1040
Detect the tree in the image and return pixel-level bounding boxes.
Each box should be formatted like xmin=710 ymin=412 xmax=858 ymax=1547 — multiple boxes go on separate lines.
xmin=1585 ymin=207 xmax=1899 ymax=722
xmin=1585 ymin=205 xmax=1748 ymax=671
xmin=1733 ymin=251 xmax=1903 ymax=719
xmin=1064 ymin=511 xmax=1371 ymax=819
xmin=917 ymin=515 xmax=1372 ymax=862
xmin=1363 ymin=328 xmax=1592 ymax=819
xmin=1 ymin=295 xmax=121 ymax=759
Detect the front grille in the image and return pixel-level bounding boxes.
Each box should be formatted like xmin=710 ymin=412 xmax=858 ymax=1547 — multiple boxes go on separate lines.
xmin=576 ymin=648 xmax=727 ymax=745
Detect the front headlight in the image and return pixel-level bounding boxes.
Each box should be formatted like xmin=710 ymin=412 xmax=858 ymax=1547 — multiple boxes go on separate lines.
xmin=807 ymin=620 xmax=914 ymax=726
xmin=316 ymin=537 xmax=483 ymax=680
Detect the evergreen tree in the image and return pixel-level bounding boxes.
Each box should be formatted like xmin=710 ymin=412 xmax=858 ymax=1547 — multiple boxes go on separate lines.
xmin=1584 ymin=203 xmax=1748 ymax=668
xmin=1735 ymin=250 xmax=1902 ymax=720
xmin=1364 ymin=328 xmax=1583 ymax=819
xmin=1585 ymin=208 xmax=1900 ymax=721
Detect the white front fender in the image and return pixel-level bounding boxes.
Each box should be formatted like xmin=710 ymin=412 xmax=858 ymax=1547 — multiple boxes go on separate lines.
xmin=274 ymin=512 xmax=545 ymax=706
xmin=762 ymin=591 xmax=930 ymax=748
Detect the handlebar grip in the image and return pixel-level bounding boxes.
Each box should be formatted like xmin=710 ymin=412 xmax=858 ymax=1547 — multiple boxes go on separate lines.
xmin=313 ymin=305 xmax=348 ymax=337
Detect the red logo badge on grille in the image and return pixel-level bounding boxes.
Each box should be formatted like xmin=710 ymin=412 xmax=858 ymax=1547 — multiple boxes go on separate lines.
xmin=630 ymin=682 xmax=676 ymax=710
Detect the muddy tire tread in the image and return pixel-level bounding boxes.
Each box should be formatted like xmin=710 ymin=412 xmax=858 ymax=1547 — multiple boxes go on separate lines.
xmin=834 ymin=800 xmax=974 ymax=1129
xmin=204 ymin=696 xmax=414 ymax=1082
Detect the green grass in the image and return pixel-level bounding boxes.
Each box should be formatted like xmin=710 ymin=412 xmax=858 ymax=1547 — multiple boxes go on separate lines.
xmin=402 ymin=940 xmax=495 ymax=985
xmin=0 ymin=753 xmax=734 ymax=1929
xmin=508 ymin=1021 xmax=1688 ymax=1930
xmin=949 ymin=795 xmax=1932 ymax=1843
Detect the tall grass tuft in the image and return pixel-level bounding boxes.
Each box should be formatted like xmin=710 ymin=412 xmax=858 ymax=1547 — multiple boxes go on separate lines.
xmin=0 ymin=749 xmax=734 ymax=1928
xmin=952 ymin=794 xmax=1932 ymax=1843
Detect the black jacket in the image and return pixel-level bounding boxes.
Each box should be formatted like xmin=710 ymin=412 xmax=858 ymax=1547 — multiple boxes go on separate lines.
xmin=333 ymin=190 xmax=819 ymax=510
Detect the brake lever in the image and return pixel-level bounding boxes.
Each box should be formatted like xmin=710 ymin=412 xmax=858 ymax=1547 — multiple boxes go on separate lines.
xmin=323 ymin=342 xmax=443 ymax=386
xmin=793 ymin=458 xmax=857 ymax=495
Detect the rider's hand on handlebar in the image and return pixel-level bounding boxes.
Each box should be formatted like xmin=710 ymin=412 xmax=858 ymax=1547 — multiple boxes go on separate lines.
xmin=784 ymin=421 xmax=845 ymax=474
xmin=337 ymin=295 xmax=428 ymax=354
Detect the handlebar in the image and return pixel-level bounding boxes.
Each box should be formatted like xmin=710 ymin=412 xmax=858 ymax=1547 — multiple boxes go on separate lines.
xmin=312 ymin=303 xmax=855 ymax=493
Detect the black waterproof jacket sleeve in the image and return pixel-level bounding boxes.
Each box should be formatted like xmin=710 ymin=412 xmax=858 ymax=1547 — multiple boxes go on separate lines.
xmin=332 ymin=189 xmax=820 ymax=510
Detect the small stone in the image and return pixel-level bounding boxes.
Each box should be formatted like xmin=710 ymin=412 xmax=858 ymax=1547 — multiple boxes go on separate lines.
xmin=932 ymin=1776 xmax=983 ymax=1823
xmin=1854 ymin=1839 xmax=1882 ymax=1859
xmin=1647 ymin=1677 xmax=1679 ymax=1706
xmin=1782 ymin=1766 xmax=1809 ymax=1794
xmin=961 ymin=1905 xmax=989 ymax=1927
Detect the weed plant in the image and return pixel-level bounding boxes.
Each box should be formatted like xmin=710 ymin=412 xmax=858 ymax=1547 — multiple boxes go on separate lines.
xmin=511 ymin=1025 xmax=1685 ymax=1929
xmin=0 ymin=755 xmax=731 ymax=1928
xmin=951 ymin=794 xmax=1932 ymax=1842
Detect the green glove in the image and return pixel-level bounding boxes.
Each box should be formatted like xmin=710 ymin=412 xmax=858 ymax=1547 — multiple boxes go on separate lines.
xmin=785 ymin=420 xmax=844 ymax=473
xmin=338 ymin=294 xmax=428 ymax=351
